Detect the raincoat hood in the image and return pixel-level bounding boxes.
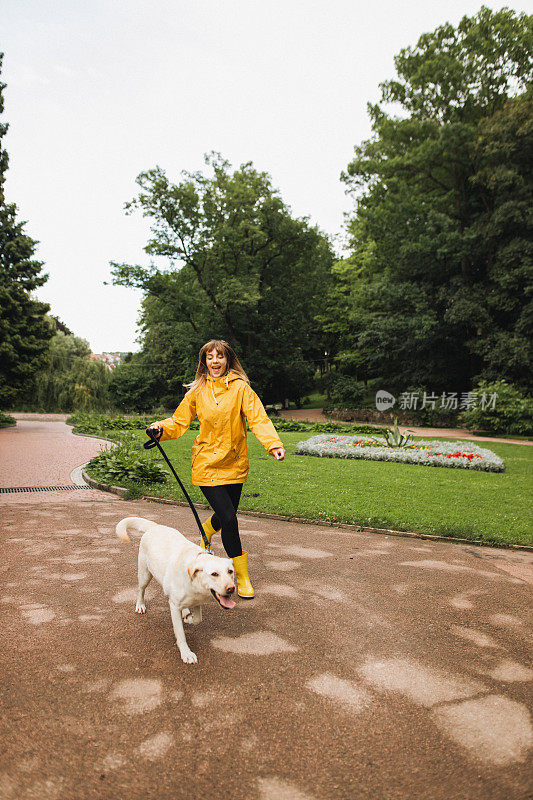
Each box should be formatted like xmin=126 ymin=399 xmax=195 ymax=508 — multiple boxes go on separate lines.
xmin=205 ymin=369 xmax=242 ymax=384
xmin=206 ymin=370 xmax=242 ymax=404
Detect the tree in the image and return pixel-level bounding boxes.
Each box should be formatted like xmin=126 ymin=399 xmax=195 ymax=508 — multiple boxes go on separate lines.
xmin=49 ymin=316 xmax=73 ymax=336
xmin=0 ymin=53 xmax=52 ymax=408
xmin=465 ymin=87 xmax=533 ymax=384
xmin=108 ymin=351 xmax=168 ymax=412
xmin=111 ymin=153 xmax=334 ymax=403
xmin=380 ymin=6 xmax=532 ymax=123
xmin=335 ymin=7 xmax=532 ymax=395
xmin=34 ymin=331 xmax=110 ymax=412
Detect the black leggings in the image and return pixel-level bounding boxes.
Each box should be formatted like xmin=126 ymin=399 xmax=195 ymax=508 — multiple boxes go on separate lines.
xmin=199 ymin=483 xmax=243 ymax=558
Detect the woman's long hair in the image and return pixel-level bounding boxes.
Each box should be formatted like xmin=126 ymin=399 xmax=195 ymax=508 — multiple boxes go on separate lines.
xmin=184 ymin=340 xmax=250 ymax=393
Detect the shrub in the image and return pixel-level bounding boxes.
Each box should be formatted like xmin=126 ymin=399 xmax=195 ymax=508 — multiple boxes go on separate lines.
xmin=69 ymin=411 xmax=200 ymax=437
xmin=325 ymin=373 xmax=365 ymax=408
xmin=0 ymin=411 xmax=16 ymax=428
xmin=271 ymin=418 xmax=378 ymax=435
xmin=69 ymin=411 xmax=379 ymax=438
xmin=69 ymin=411 xmax=153 ymax=435
xmin=86 ymin=435 xmax=168 ymax=485
xmin=458 ymin=380 xmax=533 ymax=435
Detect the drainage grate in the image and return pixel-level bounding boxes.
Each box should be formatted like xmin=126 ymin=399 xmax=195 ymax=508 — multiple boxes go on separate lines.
xmin=0 ymin=485 xmax=92 ymax=494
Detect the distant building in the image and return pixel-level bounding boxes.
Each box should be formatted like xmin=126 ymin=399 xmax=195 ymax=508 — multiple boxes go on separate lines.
xmin=90 ymin=352 xmax=128 ymax=371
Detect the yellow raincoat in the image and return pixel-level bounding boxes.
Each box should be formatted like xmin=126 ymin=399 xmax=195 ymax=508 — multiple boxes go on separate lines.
xmin=156 ymin=371 xmax=283 ymax=486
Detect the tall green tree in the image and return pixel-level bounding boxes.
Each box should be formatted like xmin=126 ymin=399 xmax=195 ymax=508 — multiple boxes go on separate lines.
xmin=465 ymin=87 xmax=533 ymax=384
xmin=111 ymin=153 xmax=334 ymax=404
xmin=108 ymin=351 xmax=169 ymax=412
xmin=34 ymin=330 xmax=110 ymax=412
xmin=335 ymin=7 xmax=532 ymax=394
xmin=0 ymin=53 xmax=52 ymax=408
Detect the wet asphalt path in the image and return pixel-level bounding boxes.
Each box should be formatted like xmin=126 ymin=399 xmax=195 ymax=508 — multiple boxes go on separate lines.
xmin=0 ymin=417 xmax=113 ymax=501
xmin=0 ymin=419 xmax=532 ymax=800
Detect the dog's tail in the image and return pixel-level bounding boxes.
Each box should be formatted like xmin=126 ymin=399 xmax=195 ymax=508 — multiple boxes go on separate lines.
xmin=116 ymin=517 xmax=153 ymax=543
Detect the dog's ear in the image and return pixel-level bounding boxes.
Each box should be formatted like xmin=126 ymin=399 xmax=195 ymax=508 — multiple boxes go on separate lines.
xmin=187 ymin=555 xmax=203 ymax=581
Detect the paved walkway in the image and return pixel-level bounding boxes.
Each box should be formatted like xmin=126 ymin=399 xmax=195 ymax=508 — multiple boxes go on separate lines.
xmin=0 ymin=418 xmax=532 ymax=800
xmin=278 ymin=409 xmax=533 ymax=446
xmin=0 ymin=417 xmax=114 ymax=502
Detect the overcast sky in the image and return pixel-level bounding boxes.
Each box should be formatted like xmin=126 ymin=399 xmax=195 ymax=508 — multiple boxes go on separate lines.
xmin=2 ymin=0 xmax=530 ymax=353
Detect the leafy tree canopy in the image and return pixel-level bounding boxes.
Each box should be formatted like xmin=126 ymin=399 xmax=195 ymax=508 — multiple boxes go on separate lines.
xmin=380 ymin=5 xmax=532 ymax=122
xmin=111 ymin=153 xmax=334 ymax=404
xmin=33 ymin=331 xmax=110 ymax=412
xmin=334 ymin=7 xmax=532 ymax=395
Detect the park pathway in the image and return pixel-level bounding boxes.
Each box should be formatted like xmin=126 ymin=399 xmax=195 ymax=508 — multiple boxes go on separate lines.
xmin=0 ymin=415 xmax=117 ymax=502
xmin=0 ymin=416 xmax=532 ymax=800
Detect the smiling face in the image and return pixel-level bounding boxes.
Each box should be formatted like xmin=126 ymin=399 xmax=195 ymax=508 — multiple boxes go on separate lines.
xmin=188 ymin=553 xmax=236 ymax=609
xmin=205 ymin=347 xmax=228 ymax=379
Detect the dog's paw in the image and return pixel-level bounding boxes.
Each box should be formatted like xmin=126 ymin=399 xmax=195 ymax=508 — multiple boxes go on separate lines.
xmin=182 ymin=607 xmax=202 ymax=625
xmin=179 ymin=648 xmax=198 ymax=664
xmin=135 ymin=602 xmax=146 ymax=614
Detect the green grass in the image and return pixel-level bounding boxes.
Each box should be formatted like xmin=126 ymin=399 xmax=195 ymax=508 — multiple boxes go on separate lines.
xmin=298 ymin=392 xmax=327 ymax=409
xmin=89 ymin=429 xmax=533 ymax=547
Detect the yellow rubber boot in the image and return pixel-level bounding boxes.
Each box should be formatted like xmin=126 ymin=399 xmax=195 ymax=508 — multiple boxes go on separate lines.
xmin=232 ymin=551 xmax=254 ymax=598
xmin=200 ymin=515 xmax=219 ymax=550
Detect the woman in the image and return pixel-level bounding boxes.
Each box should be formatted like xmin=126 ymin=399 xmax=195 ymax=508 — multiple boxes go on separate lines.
xmin=147 ymin=340 xmax=285 ymax=598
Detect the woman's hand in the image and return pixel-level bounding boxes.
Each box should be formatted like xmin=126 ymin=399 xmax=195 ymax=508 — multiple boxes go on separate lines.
xmin=270 ymin=447 xmax=285 ymax=461
xmin=146 ymin=425 xmax=163 ymax=440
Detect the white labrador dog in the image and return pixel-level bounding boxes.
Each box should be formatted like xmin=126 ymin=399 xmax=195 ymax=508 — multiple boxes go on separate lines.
xmin=116 ymin=516 xmax=236 ymax=664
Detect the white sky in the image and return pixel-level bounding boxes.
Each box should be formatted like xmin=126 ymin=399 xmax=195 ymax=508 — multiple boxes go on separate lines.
xmin=2 ymin=0 xmax=530 ymax=353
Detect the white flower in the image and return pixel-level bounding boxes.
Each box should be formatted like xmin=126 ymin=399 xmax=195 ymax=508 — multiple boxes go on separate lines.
xmin=295 ymin=435 xmax=504 ymax=472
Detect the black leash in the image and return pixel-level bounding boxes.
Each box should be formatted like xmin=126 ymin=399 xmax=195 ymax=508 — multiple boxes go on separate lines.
xmin=143 ymin=429 xmax=213 ymax=553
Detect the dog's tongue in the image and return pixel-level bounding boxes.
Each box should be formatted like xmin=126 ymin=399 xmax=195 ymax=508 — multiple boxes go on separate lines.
xmin=217 ymin=593 xmax=236 ymax=609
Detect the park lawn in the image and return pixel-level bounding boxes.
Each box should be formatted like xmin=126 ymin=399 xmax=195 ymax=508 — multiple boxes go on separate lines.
xmin=123 ymin=430 xmax=532 ymax=547
xmin=297 ymin=392 xmax=326 ymax=409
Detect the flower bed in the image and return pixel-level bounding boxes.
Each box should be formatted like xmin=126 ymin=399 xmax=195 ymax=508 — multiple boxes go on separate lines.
xmin=296 ymin=434 xmax=504 ymax=472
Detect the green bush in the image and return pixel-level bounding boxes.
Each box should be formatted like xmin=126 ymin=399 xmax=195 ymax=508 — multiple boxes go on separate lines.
xmin=69 ymin=411 xmax=152 ymax=435
xmin=458 ymin=380 xmax=533 ymax=435
xmin=0 ymin=411 xmax=16 ymax=428
xmin=273 ymin=418 xmax=378 ymax=435
xmin=87 ymin=435 xmax=168 ymax=485
xmin=325 ymin=374 xmax=365 ymax=408
xmin=69 ymin=410 xmax=379 ymax=438
xmin=69 ymin=411 xmax=200 ymax=437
